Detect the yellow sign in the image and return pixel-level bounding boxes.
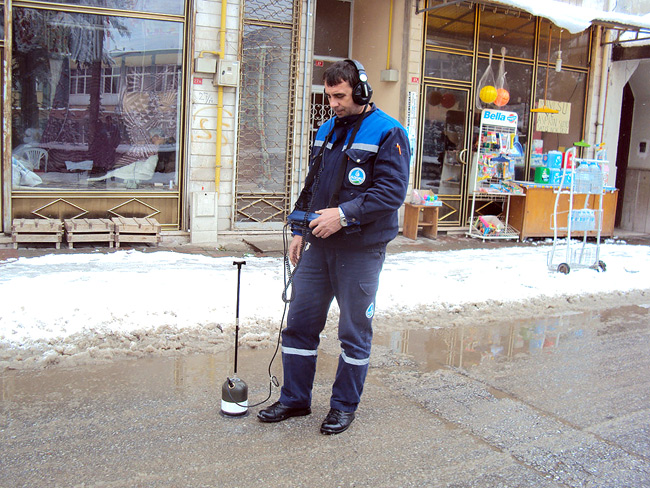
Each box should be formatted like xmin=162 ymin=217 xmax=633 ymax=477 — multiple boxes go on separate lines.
xmin=535 ymin=100 xmax=571 ymax=134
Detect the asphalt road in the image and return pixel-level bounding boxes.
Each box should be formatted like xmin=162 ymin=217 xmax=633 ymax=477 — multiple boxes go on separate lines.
xmin=2 ymin=301 xmax=649 ymax=487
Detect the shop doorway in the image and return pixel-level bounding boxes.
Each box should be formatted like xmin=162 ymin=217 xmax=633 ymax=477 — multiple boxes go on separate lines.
xmin=417 ymin=84 xmax=471 ymax=227
xmin=614 ymin=82 xmax=633 ymax=227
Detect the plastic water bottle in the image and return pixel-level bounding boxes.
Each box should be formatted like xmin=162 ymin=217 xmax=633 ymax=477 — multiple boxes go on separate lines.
xmin=575 ymin=163 xmax=590 ymax=193
xmin=589 ymin=162 xmax=603 ymax=194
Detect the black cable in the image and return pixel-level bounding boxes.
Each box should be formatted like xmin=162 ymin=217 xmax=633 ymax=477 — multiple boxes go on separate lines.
xmin=224 ymin=223 xmax=300 ymax=409
xmin=226 ymin=111 xmax=362 ymax=409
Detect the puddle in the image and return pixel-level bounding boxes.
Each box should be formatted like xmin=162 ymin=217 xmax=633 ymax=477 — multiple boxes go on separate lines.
xmin=374 ymin=304 xmax=650 ymax=372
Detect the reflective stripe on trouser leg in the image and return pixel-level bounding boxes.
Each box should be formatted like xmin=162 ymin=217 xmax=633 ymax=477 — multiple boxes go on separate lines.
xmin=329 ymin=248 xmax=386 ymax=412
xmin=279 ymin=245 xmax=334 ymax=408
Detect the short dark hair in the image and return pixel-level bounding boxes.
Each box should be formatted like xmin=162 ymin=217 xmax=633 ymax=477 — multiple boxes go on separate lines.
xmin=323 ymin=60 xmax=359 ymax=88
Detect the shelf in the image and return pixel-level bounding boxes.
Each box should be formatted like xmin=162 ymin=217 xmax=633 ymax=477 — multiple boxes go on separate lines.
xmin=467 ymin=222 xmax=520 ymax=240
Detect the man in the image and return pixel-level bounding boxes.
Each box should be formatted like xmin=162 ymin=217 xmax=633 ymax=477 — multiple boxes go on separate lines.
xmin=257 ymin=60 xmax=410 ymax=434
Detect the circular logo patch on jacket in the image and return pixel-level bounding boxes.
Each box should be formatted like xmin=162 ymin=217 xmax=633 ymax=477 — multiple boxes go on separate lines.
xmin=348 ymin=168 xmax=366 ymax=185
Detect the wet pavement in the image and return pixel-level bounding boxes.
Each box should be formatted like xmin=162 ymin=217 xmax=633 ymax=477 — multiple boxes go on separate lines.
xmin=2 ymin=302 xmax=649 ymax=487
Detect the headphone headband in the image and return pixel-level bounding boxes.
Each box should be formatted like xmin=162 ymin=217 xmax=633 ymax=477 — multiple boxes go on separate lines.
xmin=344 ymin=59 xmax=373 ymax=106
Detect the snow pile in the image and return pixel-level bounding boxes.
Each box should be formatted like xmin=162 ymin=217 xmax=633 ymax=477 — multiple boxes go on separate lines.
xmin=1 ymin=243 xmax=649 ymax=368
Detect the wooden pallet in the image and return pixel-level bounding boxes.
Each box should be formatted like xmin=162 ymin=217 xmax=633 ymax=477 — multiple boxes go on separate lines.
xmin=64 ymin=218 xmax=115 ymax=249
xmin=112 ymin=217 xmax=161 ymax=248
xmin=11 ymin=218 xmax=64 ymax=249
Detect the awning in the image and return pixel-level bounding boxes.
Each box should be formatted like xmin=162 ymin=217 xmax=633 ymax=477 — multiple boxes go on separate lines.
xmin=416 ymin=0 xmax=650 ymax=37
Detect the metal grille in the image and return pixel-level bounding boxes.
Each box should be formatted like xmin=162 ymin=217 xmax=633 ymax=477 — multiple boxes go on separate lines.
xmin=235 ymin=0 xmax=300 ymax=226
xmin=309 ymin=91 xmax=335 ymax=147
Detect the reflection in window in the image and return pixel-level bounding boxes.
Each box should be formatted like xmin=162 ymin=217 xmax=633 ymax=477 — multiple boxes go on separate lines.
xmin=237 ymin=24 xmax=292 ymax=195
xmin=244 ymin=0 xmax=295 ymax=24
xmin=11 ymin=9 xmax=184 ymax=191
xmin=533 ymin=68 xmax=587 ymax=156
xmin=424 ymin=51 xmax=473 ymax=82
xmin=420 ymin=87 xmax=467 ymax=195
xmin=478 ymin=8 xmax=535 ymax=60
xmin=51 ymin=0 xmax=183 ymax=16
xmin=538 ymin=22 xmax=591 ymax=68
xmin=426 ymin=1 xmax=475 ymax=51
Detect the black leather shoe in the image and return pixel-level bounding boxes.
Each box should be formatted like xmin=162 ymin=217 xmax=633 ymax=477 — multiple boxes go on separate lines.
xmin=320 ymin=408 xmax=355 ymax=435
xmin=257 ymin=401 xmax=311 ymax=423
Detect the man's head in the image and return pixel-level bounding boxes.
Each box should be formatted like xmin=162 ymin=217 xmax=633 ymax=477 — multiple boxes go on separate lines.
xmin=323 ymin=60 xmax=373 ymax=118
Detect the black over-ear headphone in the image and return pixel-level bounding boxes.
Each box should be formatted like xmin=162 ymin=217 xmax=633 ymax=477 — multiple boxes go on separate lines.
xmin=345 ymin=59 xmax=373 ymax=106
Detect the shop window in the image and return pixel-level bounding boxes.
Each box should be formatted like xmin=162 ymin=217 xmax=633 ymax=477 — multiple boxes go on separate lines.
xmin=424 ymin=51 xmax=472 ymax=82
xmin=237 ymin=23 xmax=293 ymax=195
xmin=538 ymin=22 xmax=590 ymax=69
xmin=11 ymin=9 xmax=184 ymax=191
xmin=478 ymin=8 xmax=535 ymax=60
xmin=51 ymin=0 xmax=183 ymax=16
xmin=425 ymin=1 xmax=475 ymax=52
xmin=244 ymin=0 xmax=295 ymax=24
xmin=532 ymin=67 xmax=587 ymax=156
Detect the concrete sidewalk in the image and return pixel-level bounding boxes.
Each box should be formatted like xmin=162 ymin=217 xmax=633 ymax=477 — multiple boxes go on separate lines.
xmin=3 ymin=301 xmax=649 ymax=487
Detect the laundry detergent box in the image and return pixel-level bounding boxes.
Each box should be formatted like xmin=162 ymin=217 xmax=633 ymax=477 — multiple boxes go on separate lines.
xmin=534 ymin=166 xmax=550 ymax=184
xmin=543 ymin=151 xmax=563 ymax=169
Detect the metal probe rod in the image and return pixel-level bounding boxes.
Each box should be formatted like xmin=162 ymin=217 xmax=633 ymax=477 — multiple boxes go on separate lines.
xmin=232 ymin=259 xmax=246 ymax=375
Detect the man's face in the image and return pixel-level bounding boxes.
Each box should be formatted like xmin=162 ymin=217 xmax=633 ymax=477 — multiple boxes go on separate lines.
xmin=324 ymin=80 xmax=365 ymax=118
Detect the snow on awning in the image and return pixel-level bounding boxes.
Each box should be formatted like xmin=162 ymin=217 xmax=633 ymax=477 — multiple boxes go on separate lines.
xmin=417 ymin=0 xmax=650 ymax=35
xmin=487 ymin=0 xmax=650 ymax=34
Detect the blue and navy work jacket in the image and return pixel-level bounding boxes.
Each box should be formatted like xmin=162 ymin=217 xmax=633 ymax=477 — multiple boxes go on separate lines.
xmin=295 ymin=104 xmax=410 ymax=250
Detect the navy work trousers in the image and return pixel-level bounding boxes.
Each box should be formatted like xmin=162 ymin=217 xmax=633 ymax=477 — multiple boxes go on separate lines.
xmin=279 ymin=243 xmax=386 ymax=413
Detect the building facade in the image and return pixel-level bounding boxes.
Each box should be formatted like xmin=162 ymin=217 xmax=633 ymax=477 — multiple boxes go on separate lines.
xmin=2 ymin=0 xmax=649 ymax=242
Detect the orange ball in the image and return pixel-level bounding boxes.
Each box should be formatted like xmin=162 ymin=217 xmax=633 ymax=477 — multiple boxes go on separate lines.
xmin=494 ymin=88 xmax=510 ymax=106
xmin=479 ymin=85 xmax=498 ymax=104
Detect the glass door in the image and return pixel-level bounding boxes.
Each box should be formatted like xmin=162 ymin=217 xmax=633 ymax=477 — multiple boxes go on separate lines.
xmin=418 ymin=84 xmax=471 ymax=227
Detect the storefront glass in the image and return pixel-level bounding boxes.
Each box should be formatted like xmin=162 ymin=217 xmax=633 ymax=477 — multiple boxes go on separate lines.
xmin=532 ymin=68 xmax=587 ymax=153
xmin=11 ymin=8 xmax=184 ymax=192
xmin=478 ymin=9 xmax=535 ymax=60
xmin=538 ymin=22 xmax=590 ymax=68
xmin=51 ymin=0 xmax=183 ymax=16
xmin=421 ymin=86 xmax=469 ymax=195
xmin=244 ymin=0 xmax=295 ymax=24
xmin=425 ymin=2 xmax=474 ymax=52
xmin=424 ymin=51 xmax=473 ymax=82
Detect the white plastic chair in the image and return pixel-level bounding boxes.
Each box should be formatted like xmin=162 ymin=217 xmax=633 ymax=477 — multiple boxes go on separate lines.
xmin=14 ymin=147 xmax=49 ymax=172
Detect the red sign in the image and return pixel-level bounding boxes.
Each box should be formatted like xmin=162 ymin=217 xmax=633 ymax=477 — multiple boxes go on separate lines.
xmin=411 ymin=77 xmax=420 ymax=84
xmin=314 ymin=60 xmax=324 ymax=67
xmin=193 ymin=77 xmax=203 ymax=85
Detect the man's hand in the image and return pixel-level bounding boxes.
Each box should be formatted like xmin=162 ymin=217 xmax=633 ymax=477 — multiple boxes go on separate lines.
xmin=309 ymin=208 xmax=342 ymax=239
xmin=288 ymin=235 xmax=304 ymax=266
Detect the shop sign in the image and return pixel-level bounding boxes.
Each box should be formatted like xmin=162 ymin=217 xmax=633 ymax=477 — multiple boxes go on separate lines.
xmin=535 ymin=100 xmax=571 ymax=134
xmin=481 ymin=108 xmax=518 ymax=129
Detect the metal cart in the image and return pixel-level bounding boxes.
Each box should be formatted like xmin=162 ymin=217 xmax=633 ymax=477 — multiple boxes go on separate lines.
xmin=547 ymin=149 xmax=607 ymax=274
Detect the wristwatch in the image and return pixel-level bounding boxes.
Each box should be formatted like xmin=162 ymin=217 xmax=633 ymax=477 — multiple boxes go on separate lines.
xmin=338 ymin=207 xmax=348 ymax=227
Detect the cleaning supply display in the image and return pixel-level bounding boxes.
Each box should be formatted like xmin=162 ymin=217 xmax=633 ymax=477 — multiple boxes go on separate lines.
xmin=468 ymin=108 xmax=521 ymax=240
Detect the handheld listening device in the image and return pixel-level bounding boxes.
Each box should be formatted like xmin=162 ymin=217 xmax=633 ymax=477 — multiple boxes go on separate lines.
xmin=287 ymin=210 xmax=319 ymax=227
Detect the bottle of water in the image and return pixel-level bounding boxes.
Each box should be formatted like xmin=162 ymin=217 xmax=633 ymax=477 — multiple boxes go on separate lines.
xmin=575 ymin=163 xmax=590 ymax=193
xmin=589 ymin=162 xmax=603 ymax=194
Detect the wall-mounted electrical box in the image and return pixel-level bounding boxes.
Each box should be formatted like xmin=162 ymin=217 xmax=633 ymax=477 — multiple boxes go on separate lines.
xmin=214 ymin=60 xmax=240 ymax=87
xmin=195 ymin=57 xmax=217 ymax=74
